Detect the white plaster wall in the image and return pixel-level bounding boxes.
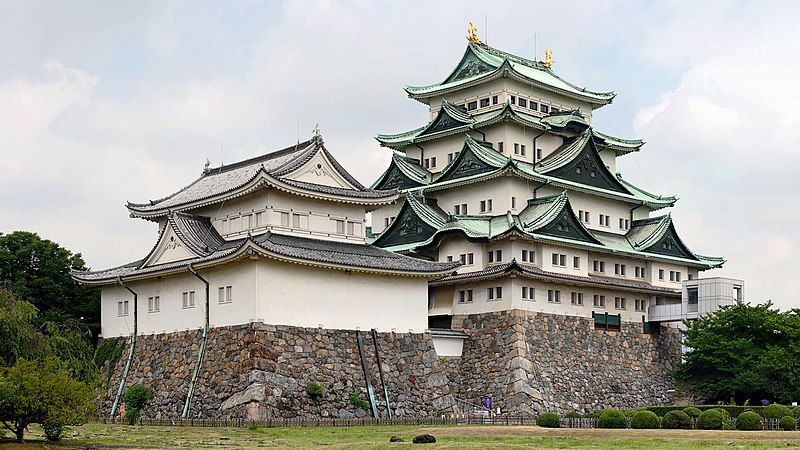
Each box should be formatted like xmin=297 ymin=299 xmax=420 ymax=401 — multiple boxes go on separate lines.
xmin=431 ymin=176 xmax=535 ymax=217
xmin=535 ymin=185 xmax=643 ymax=235
xmin=449 ymin=277 xmax=513 ymax=315
xmin=431 ymin=336 xmax=465 ymax=357
xmin=100 ymin=260 xmax=258 ymax=338
xmin=370 ymin=202 xmax=403 ymax=234
xmin=192 ymin=189 xmax=367 ymax=242
xmin=539 ymin=242 xmax=589 ymax=277
xmin=101 ymin=258 xmax=429 ymax=337
xmin=256 ymin=259 xmax=427 ymax=332
xmin=437 ymin=239 xmax=484 ymax=273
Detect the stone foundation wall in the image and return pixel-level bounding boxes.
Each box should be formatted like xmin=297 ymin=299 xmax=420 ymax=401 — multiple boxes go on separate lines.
xmin=99 ymin=311 xmax=681 ymax=419
xmin=100 ymin=323 xmax=455 ymax=420
xmin=449 ymin=310 xmax=682 ymax=415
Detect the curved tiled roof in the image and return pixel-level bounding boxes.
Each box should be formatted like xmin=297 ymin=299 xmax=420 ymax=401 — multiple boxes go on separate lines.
xmin=72 ymin=212 xmax=461 ymax=285
xmin=127 ymin=138 xmax=396 ymax=217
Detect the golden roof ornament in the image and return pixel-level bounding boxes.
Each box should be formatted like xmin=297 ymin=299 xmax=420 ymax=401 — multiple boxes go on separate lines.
xmin=466 ymin=22 xmax=481 ymax=44
xmin=543 ymin=49 xmax=553 ymax=68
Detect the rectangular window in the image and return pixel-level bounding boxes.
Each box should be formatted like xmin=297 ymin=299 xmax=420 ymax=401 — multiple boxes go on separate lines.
xmin=540 ymin=104 xmax=549 ymax=113
xmin=675 ymin=272 xmax=681 ymax=282
xmin=511 ymin=197 xmax=516 ymax=209
xmin=615 ymin=297 xmax=626 ymax=310
xmin=530 ymin=102 xmax=538 ymax=111
xmin=669 ymin=270 xmax=675 ymax=282
xmin=280 ymin=212 xmax=290 ymax=227
xmin=225 ymin=286 xmax=232 ymax=303
xmin=522 ymin=249 xmax=528 ymax=262
xmin=467 ymin=289 xmax=473 ymax=302
xmin=292 ymin=213 xmax=309 ymax=229
xmin=480 ymin=200 xmax=486 ymax=212
xmin=447 ymin=255 xmax=453 ymax=262
xmin=520 ymin=144 xmax=526 ymax=156
xmin=571 ymin=292 xmax=583 ymax=305
xmin=346 ymin=221 xmax=355 ymax=236
xmin=487 ymin=199 xmax=492 ymax=211
xmin=635 ymin=298 xmax=646 ymax=311
xmin=573 ymin=256 xmax=580 ymax=269
xmin=492 ymin=95 xmax=498 ymax=104
xmin=461 ymin=203 xmax=468 ymax=214
xmin=467 ymin=101 xmax=477 ymax=110
xmin=519 ymin=98 xmax=528 ymax=108
xmin=487 ymin=251 xmax=494 ymax=263
xmin=182 ymin=291 xmax=195 ymax=309
xmin=547 ymin=289 xmax=561 ymax=303
xmin=495 ymin=249 xmax=502 ymax=262
xmin=480 ymin=98 xmax=490 ymax=107
xmin=593 ymin=260 xmax=606 ymax=273
xmin=430 ymin=156 xmax=437 ymax=168
xmin=659 ymin=269 xmax=665 ymax=280
xmin=459 ymin=290 xmax=466 ymax=303
xmin=593 ymin=294 xmax=605 ymax=307
xmin=536 ymin=148 xmax=543 ymax=160
xmin=423 ymin=158 xmax=430 ymax=169
xmin=255 ymin=212 xmax=263 ymax=227
xmin=614 ymin=264 xmax=626 ymax=276
xmin=334 ymin=219 xmax=345 ymax=234
xmin=498 ymin=142 xmax=504 ymax=153
xmin=522 ymin=286 xmax=528 ymax=299
xmin=510 ymin=95 xmax=516 ymax=105
xmin=218 ymin=286 xmax=225 ymax=303
xmin=551 ymin=107 xmax=560 ymax=113
xmin=495 ymin=286 xmax=502 ymax=299
xmin=454 ymin=205 xmax=460 ymax=215
xmin=514 ymin=143 xmax=520 ymax=154
xmin=117 ymin=300 xmax=129 ymax=317
xmin=599 ymin=215 xmax=610 ymax=227
xmin=487 ymin=287 xmax=494 ymax=300
xmin=448 ymin=153 xmax=454 ymax=163
xmin=147 ymin=296 xmax=160 ymax=313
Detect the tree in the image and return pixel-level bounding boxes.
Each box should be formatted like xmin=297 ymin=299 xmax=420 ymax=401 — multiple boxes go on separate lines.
xmin=0 ymin=231 xmax=100 ymax=338
xmin=0 ymin=359 xmax=94 ymax=442
xmin=0 ymin=288 xmax=98 ymax=384
xmin=674 ymin=302 xmax=800 ymax=403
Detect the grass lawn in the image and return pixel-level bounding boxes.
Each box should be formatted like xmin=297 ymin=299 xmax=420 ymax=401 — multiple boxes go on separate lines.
xmin=3 ymin=423 xmax=800 ymax=449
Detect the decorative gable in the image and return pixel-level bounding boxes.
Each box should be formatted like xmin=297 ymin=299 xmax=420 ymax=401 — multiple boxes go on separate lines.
xmin=282 ymin=150 xmax=358 ymax=189
xmin=424 ymin=110 xmax=469 ymax=135
xmin=373 ymin=201 xmax=438 ymax=247
xmin=445 ymin=46 xmax=496 ymax=83
xmin=535 ymin=206 xmax=599 ymax=244
xmin=544 ymin=137 xmax=630 ymax=194
xmin=436 ymin=144 xmax=498 ymax=183
xmin=143 ymin=226 xmax=200 ymax=267
xmin=642 ymin=224 xmax=698 ymax=260
xmin=373 ymin=164 xmax=424 ymax=190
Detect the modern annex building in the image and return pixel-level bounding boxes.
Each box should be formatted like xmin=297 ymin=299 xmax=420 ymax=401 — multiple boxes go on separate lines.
xmin=370 ymin=31 xmax=726 ymax=333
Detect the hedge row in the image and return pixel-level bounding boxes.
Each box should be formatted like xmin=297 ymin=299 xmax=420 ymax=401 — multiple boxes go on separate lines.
xmin=644 ymin=405 xmax=800 ymax=418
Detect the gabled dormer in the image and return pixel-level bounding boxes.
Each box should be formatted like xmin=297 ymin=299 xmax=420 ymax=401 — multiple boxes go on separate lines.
xmin=627 ymin=215 xmax=700 ymax=261
xmin=140 ymin=212 xmax=229 ymax=268
xmin=535 ymin=129 xmax=630 ymax=194
xmin=372 ymin=194 xmax=447 ymax=248
xmin=520 ymin=192 xmax=601 ymax=244
xmin=435 ymin=135 xmax=507 ymax=183
xmin=371 ymin=153 xmax=432 ymax=190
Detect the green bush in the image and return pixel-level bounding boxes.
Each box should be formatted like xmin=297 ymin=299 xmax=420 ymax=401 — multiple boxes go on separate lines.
xmin=597 ymin=409 xmax=627 ymax=429
xmin=42 ymin=422 xmax=64 ymax=441
xmin=696 ymin=409 xmax=725 ymax=430
xmin=349 ymin=393 xmax=370 ymax=411
xmin=736 ymin=411 xmax=763 ymax=431
xmin=645 ymin=405 xmax=757 ymax=418
xmin=305 ymin=382 xmax=324 ymax=400
xmin=630 ymin=410 xmax=659 ymax=429
xmin=123 ymin=385 xmax=152 ymax=425
xmin=536 ymin=412 xmax=560 ymax=428
xmin=583 ymin=411 xmax=601 ymax=419
xmin=779 ymin=416 xmax=797 ymax=431
xmin=682 ymin=406 xmax=702 ymax=418
xmin=662 ymin=410 xmax=691 ymax=429
xmin=793 ymin=407 xmax=800 ymax=419
xmin=564 ymin=412 xmax=582 ymax=419
xmin=762 ymin=404 xmax=793 ymax=419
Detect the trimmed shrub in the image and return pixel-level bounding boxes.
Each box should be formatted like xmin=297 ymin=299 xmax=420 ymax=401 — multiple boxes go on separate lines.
xmin=696 ymin=409 xmax=725 ymax=430
xmin=536 ymin=412 xmax=560 ymax=428
xmin=597 ymin=409 xmax=627 ymax=429
xmin=682 ymin=406 xmax=702 ymax=418
xmin=662 ymin=410 xmax=692 ymax=429
xmin=793 ymin=407 xmax=800 ymax=419
xmin=305 ymin=382 xmax=324 ymax=400
xmin=645 ymin=405 xmax=758 ymax=418
xmin=630 ymin=410 xmax=659 ymax=429
xmin=583 ymin=411 xmax=601 ymax=419
xmin=123 ymin=385 xmax=152 ymax=425
xmin=564 ymin=412 xmax=582 ymax=419
xmin=779 ymin=416 xmax=797 ymax=431
xmin=736 ymin=411 xmax=763 ymax=431
xmin=762 ymin=404 xmax=793 ymax=419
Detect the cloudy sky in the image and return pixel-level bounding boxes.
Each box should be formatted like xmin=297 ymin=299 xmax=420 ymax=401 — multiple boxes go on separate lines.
xmin=1 ymin=1 xmax=797 ymax=309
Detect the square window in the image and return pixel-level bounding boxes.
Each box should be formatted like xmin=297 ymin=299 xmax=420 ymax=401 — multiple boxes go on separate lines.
xmin=519 ymin=98 xmax=528 ymax=108
xmin=480 ymin=98 xmax=490 ymax=107
xmin=530 ymin=102 xmax=538 ymax=111
xmin=541 ymin=105 xmax=549 ymax=113
xmin=447 ymin=255 xmax=453 ymax=262
xmin=467 ymin=101 xmax=477 ymax=110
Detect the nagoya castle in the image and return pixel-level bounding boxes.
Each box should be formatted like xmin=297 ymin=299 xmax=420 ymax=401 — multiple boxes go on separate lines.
xmin=370 ymin=24 xmax=732 ymax=331
xmin=74 ymin=25 xmax=744 ymax=420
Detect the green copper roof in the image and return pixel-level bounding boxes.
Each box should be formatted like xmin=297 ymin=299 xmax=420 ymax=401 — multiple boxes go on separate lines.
xmin=376 ymin=191 xmax=723 ymax=269
xmin=371 ymin=194 xmax=447 ymax=248
xmin=371 ymin=153 xmax=433 ymax=190
xmin=395 ymin=134 xmax=675 ymax=210
xmin=375 ymin=104 xmax=642 ymax=155
xmin=405 ymin=42 xmax=615 ymax=105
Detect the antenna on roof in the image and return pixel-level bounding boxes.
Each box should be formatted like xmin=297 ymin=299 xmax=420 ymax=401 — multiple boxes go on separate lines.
xmin=220 ymin=140 xmax=224 ymax=169
xmin=297 ymin=116 xmax=300 ymax=144
xmin=484 ymin=13 xmax=488 ymax=44
xmin=534 ymin=32 xmax=537 ymax=61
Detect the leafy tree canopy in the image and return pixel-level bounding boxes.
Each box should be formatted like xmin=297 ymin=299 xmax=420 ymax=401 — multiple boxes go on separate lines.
xmin=0 ymin=358 xmax=95 ymax=441
xmin=0 ymin=231 xmax=100 ymax=337
xmin=674 ymin=302 xmax=800 ymax=404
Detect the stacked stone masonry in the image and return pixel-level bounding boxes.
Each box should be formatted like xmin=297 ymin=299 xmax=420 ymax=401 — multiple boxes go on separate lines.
xmin=98 ymin=312 xmax=681 ymax=419
xmin=99 ymin=323 xmax=456 ymax=420
xmin=446 ymin=310 xmax=681 ymax=415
